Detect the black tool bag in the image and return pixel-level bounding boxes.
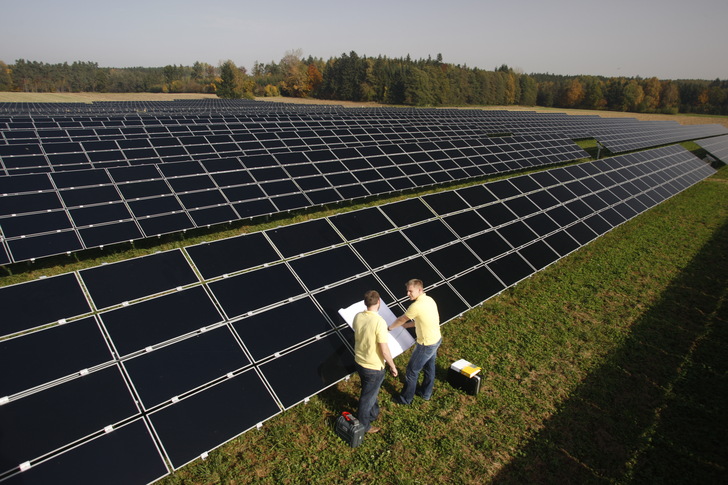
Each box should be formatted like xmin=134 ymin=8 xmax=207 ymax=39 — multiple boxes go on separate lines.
xmin=334 ymin=411 xmax=366 ymax=448
xmin=447 ymin=367 xmax=482 ymax=395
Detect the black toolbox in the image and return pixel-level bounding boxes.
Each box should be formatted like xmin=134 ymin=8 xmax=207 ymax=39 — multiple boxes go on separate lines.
xmin=334 ymin=411 xmax=366 ymax=448
xmin=447 ymin=367 xmax=482 ymax=395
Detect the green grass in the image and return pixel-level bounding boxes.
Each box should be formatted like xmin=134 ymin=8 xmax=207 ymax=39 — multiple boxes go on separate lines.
xmin=149 ymin=165 xmax=727 ymax=484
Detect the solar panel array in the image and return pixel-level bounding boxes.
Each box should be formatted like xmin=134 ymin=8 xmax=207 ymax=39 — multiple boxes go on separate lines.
xmin=0 ymin=133 xmax=587 ymax=264
xmin=0 ymin=142 xmax=715 ymax=484
xmin=696 ymin=134 xmax=728 ymax=164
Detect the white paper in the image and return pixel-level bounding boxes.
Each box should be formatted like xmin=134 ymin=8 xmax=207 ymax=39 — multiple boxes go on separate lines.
xmin=338 ymin=299 xmax=415 ymax=358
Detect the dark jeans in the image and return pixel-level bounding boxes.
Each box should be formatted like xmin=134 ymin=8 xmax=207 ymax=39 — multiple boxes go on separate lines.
xmin=356 ymin=363 xmax=386 ymax=431
xmin=399 ymin=338 xmax=442 ymax=404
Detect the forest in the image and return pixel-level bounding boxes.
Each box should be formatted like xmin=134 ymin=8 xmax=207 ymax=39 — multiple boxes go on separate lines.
xmin=0 ymin=53 xmax=726 ymax=115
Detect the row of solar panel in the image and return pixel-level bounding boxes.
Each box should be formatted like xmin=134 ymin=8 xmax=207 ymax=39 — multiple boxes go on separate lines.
xmin=0 ymin=144 xmax=714 ymax=484
xmin=0 ymin=124 xmax=542 ymax=164
xmin=2 ymin=103 xmax=724 ymax=164
xmin=0 ymin=134 xmax=588 ymax=264
xmin=696 ymin=134 xmax=728 ymax=164
xmin=0 ymin=112 xmax=643 ymax=137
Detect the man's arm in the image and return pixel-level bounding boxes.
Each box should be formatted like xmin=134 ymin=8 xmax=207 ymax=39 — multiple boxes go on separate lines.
xmin=379 ymin=342 xmax=398 ymax=377
xmin=389 ymin=314 xmax=414 ymax=330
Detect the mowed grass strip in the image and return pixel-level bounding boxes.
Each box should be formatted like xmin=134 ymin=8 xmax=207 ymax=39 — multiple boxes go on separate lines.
xmin=155 ymin=167 xmax=727 ymax=485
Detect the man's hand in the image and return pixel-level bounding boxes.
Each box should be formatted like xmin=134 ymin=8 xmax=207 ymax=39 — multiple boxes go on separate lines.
xmin=389 ymin=364 xmax=398 ymax=377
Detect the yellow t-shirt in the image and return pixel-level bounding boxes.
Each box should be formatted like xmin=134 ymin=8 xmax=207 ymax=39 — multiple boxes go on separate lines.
xmin=405 ymin=293 xmax=441 ymax=345
xmin=353 ymin=310 xmax=389 ymax=370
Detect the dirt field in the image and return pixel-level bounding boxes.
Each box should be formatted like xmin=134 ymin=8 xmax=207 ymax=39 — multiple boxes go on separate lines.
xmin=1 ymin=92 xmax=726 ymax=129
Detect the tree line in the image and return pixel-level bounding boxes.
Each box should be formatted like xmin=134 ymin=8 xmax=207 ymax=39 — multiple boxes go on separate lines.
xmin=1 ymin=54 xmax=726 ymax=115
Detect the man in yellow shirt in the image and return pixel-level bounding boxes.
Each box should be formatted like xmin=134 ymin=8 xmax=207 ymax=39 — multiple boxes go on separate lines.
xmin=353 ymin=290 xmax=398 ymax=433
xmin=388 ymin=279 xmax=441 ymax=405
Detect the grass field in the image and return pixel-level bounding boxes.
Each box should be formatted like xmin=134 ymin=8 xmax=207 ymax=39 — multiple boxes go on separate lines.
xmin=1 ymin=94 xmax=726 ymax=483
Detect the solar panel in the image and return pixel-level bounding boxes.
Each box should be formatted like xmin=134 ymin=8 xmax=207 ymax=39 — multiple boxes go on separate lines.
xmin=0 ymin=419 xmax=168 ymax=485
xmin=79 ymin=250 xmax=197 ymax=310
xmin=0 ymin=273 xmax=91 ymax=337
xmin=148 ymin=368 xmax=279 ymax=469
xmin=696 ymin=134 xmax=728 ymax=164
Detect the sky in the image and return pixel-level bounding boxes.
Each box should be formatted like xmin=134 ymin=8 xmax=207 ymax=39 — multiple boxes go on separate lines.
xmin=2 ymin=0 xmax=727 ymax=80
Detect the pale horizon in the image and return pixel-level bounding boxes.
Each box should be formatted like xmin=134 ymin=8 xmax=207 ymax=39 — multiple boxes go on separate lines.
xmin=2 ymin=0 xmax=727 ymax=80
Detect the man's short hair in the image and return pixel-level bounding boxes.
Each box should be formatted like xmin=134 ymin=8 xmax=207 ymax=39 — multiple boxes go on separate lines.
xmin=405 ymin=278 xmax=424 ymax=289
xmin=364 ymin=290 xmax=380 ymax=308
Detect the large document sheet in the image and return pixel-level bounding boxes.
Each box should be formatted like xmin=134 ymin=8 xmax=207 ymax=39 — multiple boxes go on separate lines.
xmin=338 ymin=299 xmax=415 ymax=358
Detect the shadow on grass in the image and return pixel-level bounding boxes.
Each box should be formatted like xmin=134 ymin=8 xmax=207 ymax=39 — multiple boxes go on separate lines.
xmin=492 ymin=220 xmax=728 ymax=484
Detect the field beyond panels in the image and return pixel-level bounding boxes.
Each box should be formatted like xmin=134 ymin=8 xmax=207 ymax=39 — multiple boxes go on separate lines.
xmin=0 ymin=92 xmax=726 ymax=129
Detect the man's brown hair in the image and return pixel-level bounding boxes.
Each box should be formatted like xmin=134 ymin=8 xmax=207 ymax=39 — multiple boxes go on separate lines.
xmin=405 ymin=278 xmax=424 ymax=289
xmin=364 ymin=290 xmax=380 ymax=308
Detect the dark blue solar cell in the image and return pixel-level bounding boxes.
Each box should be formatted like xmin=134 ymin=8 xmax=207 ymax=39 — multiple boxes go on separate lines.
xmin=108 ymin=165 xmax=160 ymax=183
xmin=544 ymin=231 xmax=580 ymax=256
xmin=99 ymin=286 xmax=223 ymax=357
xmin=266 ymin=219 xmax=342 ymax=258
xmin=443 ymin=210 xmax=490 ymax=237
xmin=486 ymin=179 xmax=521 ymax=199
xmin=476 ymin=202 xmax=518 ymax=228
xmin=70 ymin=203 xmax=132 ymax=226
xmin=487 ymin=252 xmax=534 ymax=287
xmin=450 ymin=266 xmax=505 ymax=306
xmin=188 ymin=205 xmax=239 ymax=226
xmin=212 ymin=170 xmax=253 ymax=187
xmin=583 ymin=213 xmax=612 ymax=236
xmin=233 ymin=199 xmax=276 ymax=218
xmin=233 ymin=297 xmax=333 ymax=361
xmin=546 ymin=206 xmax=578 ymax=226
xmin=497 ymin=221 xmax=538 ymax=249
xmin=566 ymin=221 xmax=598 ymax=245
xmin=78 ymin=221 xmax=143 ymax=248
xmin=0 ymin=316 xmax=111 ymax=397
xmin=0 ymin=173 xmax=52 ymax=194
xmin=0 ymin=366 xmax=138 ymax=475
xmin=138 ymin=212 xmax=194 ymax=236
xmin=123 ymin=326 xmax=250 ymax=409
xmin=118 ymin=180 xmax=171 ymax=199
xmin=289 ymin=246 xmax=368 ymax=291
xmin=463 ymin=230 xmax=512 ymax=263
xmin=0 ymin=419 xmax=168 ymax=485
xmin=504 ymin=197 xmax=540 ymax=217
xmin=259 ymin=333 xmax=355 ymax=409
xmin=80 ymin=250 xmax=197 ymax=310
xmin=208 ymin=263 xmax=304 ymax=319
xmin=0 ymin=210 xmax=72 ymax=238
xmin=426 ymin=242 xmax=480 ymax=278
xmin=178 ymin=190 xmax=227 ymax=210
xmin=380 ymin=198 xmax=434 ymax=227
xmin=523 ymin=212 xmax=559 ymax=237
xmin=403 ymin=220 xmax=457 ymax=252
xmin=7 ymin=230 xmax=83 ymax=262
xmin=518 ymin=240 xmax=560 ymax=271
xmin=149 ymin=369 xmax=280 ymax=470
xmin=599 ymin=207 xmax=627 ymax=226
xmin=0 ymin=273 xmax=91 ymax=337
xmin=59 ymin=186 xmax=121 ymax=207
xmin=329 ymin=207 xmax=394 ymax=240
xmin=352 ymin=231 xmax=418 ymax=269
xmin=0 ymin=192 xmax=63 ymax=216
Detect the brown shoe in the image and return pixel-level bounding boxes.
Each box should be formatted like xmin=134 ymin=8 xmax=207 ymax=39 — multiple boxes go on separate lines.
xmin=366 ymin=426 xmax=381 ymax=434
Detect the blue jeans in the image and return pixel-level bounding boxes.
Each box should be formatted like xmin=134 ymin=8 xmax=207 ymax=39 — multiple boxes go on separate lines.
xmin=356 ymin=363 xmax=386 ymax=431
xmin=399 ymin=338 xmax=442 ymax=404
